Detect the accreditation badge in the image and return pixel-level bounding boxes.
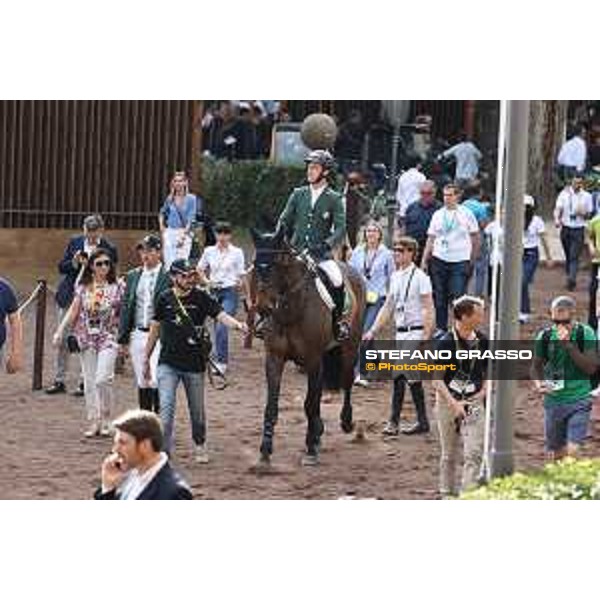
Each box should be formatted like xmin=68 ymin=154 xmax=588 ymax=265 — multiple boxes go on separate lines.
xmin=366 ymin=290 xmax=379 ymax=305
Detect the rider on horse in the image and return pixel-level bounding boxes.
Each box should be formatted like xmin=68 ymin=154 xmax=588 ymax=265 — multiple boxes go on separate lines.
xmin=277 ymin=149 xmax=350 ymax=340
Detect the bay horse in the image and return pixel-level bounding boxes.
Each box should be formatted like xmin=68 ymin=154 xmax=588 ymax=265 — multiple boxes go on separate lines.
xmin=250 ymin=227 xmax=366 ymax=466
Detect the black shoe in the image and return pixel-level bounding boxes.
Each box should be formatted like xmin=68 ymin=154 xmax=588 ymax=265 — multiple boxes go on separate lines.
xmin=72 ymin=383 xmax=84 ymax=397
xmin=401 ymin=422 xmax=430 ymax=435
xmin=45 ymin=382 xmax=66 ymax=395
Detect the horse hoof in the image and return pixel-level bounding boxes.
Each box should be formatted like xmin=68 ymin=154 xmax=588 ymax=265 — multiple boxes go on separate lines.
xmin=301 ymin=453 xmax=320 ymax=467
xmin=250 ymin=454 xmax=272 ymax=474
xmin=340 ymin=420 xmax=354 ymax=434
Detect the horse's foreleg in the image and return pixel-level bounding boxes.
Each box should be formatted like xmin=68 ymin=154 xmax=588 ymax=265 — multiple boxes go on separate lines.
xmin=260 ymin=354 xmax=284 ymax=460
xmin=303 ymin=365 xmax=324 ymax=465
xmin=340 ymin=349 xmax=355 ymax=433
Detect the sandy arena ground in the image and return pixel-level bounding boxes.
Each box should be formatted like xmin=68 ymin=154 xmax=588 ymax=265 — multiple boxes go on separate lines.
xmin=2 ymin=241 xmax=600 ymax=499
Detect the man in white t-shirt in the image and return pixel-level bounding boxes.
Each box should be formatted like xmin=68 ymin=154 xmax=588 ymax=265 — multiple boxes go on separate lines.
xmin=421 ymin=183 xmax=480 ymax=331
xmin=557 ymin=125 xmax=587 ymax=176
xmin=395 ymin=157 xmax=426 ymax=226
xmin=198 ymin=221 xmax=248 ymax=374
xmin=554 ymin=176 xmax=593 ymax=291
xmin=363 ymin=236 xmax=434 ymax=435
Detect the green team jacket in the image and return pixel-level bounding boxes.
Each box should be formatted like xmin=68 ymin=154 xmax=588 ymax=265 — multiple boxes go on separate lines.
xmin=277 ymin=185 xmax=346 ymax=259
xmin=117 ymin=266 xmax=171 ymax=345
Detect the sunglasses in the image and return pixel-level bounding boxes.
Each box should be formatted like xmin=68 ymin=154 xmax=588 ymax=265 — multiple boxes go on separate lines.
xmin=393 ymin=247 xmax=408 ymax=253
xmin=94 ymin=260 xmax=111 ymax=267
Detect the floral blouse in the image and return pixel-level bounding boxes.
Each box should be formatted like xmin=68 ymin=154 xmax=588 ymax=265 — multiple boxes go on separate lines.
xmin=74 ymin=281 xmax=124 ymax=351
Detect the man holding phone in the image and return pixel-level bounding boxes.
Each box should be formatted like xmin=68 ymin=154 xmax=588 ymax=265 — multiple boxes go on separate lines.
xmin=532 ymin=296 xmax=598 ymax=461
xmin=95 ymin=409 xmax=192 ymax=500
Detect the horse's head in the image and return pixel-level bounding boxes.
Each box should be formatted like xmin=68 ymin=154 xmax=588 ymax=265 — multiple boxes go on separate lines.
xmin=250 ymin=227 xmax=298 ymax=314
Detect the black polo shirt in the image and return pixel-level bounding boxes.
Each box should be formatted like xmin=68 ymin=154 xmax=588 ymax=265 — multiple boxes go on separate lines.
xmin=437 ymin=329 xmax=489 ymax=400
xmin=154 ymin=287 xmax=222 ymax=373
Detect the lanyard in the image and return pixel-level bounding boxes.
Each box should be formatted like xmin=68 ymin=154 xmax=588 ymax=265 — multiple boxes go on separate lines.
xmin=442 ymin=208 xmax=458 ymax=234
xmin=363 ymin=247 xmax=380 ymax=280
xmin=396 ymin=265 xmax=417 ymax=315
xmin=451 ymin=327 xmax=479 ymax=378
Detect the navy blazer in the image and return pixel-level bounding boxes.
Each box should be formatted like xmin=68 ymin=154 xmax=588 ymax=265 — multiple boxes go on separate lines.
xmin=94 ymin=462 xmax=193 ymax=500
xmin=56 ymin=236 xmax=118 ymax=308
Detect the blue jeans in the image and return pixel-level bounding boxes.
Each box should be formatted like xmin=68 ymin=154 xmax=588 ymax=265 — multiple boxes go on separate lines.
xmin=559 ymin=226 xmax=584 ymax=287
xmin=470 ymin=231 xmax=488 ymax=297
xmin=429 ymin=257 xmax=469 ymax=330
xmin=157 ymin=363 xmax=205 ymax=454
xmin=544 ymin=397 xmax=592 ymax=452
xmin=356 ymin=296 xmax=386 ymax=377
xmin=520 ymin=248 xmax=539 ymax=314
xmin=214 ymin=287 xmax=238 ymax=363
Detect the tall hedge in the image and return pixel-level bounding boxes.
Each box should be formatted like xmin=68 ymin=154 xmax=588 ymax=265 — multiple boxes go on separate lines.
xmin=200 ymin=158 xmax=307 ymax=229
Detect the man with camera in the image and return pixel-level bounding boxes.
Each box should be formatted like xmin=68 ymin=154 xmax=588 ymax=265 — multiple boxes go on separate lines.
xmin=144 ymin=259 xmax=248 ymax=464
xmin=46 ymin=214 xmax=118 ymax=396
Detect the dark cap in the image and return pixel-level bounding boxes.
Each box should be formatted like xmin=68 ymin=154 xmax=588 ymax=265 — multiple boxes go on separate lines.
xmin=169 ymin=258 xmax=195 ymax=276
xmin=137 ymin=234 xmax=162 ymax=251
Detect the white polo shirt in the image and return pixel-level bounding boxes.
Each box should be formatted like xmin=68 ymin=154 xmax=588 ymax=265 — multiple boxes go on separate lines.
xmin=198 ymin=243 xmax=245 ymax=288
xmin=427 ymin=205 xmax=479 ymax=262
xmin=388 ymin=264 xmax=432 ymax=329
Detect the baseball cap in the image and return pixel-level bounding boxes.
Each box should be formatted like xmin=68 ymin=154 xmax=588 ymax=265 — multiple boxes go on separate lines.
xmin=169 ymin=258 xmax=195 ymax=276
xmin=551 ymin=296 xmax=576 ymax=311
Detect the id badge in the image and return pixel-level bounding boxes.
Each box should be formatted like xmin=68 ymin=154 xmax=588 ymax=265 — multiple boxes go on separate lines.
xmin=544 ymin=366 xmax=565 ymax=393
xmin=366 ymin=290 xmax=379 ymax=305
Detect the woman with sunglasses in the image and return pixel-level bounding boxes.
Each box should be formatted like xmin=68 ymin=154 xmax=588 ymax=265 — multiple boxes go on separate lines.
xmin=348 ymin=220 xmax=394 ymax=386
xmin=53 ymin=249 xmax=124 ymax=438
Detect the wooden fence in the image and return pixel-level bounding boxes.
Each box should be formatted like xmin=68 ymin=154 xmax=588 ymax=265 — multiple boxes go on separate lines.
xmin=0 ymin=100 xmax=199 ymax=229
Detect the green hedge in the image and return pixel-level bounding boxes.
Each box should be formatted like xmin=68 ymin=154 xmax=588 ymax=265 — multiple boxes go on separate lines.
xmin=460 ymin=458 xmax=600 ymax=500
xmin=200 ymin=158 xmax=306 ymax=229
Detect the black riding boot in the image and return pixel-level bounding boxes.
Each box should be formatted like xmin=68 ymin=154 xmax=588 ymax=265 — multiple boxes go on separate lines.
xmin=402 ymin=382 xmax=430 ymax=435
xmin=138 ymin=388 xmax=151 ymax=411
xmin=390 ymin=376 xmax=406 ymax=425
xmin=330 ymin=285 xmax=350 ymax=341
xmin=149 ymin=389 xmax=160 ymax=414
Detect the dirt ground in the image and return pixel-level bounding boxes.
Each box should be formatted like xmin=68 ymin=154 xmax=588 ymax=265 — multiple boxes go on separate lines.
xmin=2 ymin=237 xmax=600 ymax=499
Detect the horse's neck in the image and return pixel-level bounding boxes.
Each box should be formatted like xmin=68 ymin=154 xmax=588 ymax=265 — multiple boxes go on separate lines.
xmin=274 ymin=262 xmax=310 ymax=299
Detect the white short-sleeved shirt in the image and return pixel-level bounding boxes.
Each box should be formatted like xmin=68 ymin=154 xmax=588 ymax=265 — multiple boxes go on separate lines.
xmin=198 ymin=244 xmax=245 ymax=288
xmin=388 ymin=264 xmax=432 ymax=328
xmin=396 ymin=168 xmax=426 ymax=217
xmin=427 ymin=205 xmax=479 ymax=262
xmin=523 ymin=215 xmax=545 ymax=249
xmin=485 ymin=221 xmax=503 ymax=267
xmin=555 ymin=188 xmax=593 ymax=228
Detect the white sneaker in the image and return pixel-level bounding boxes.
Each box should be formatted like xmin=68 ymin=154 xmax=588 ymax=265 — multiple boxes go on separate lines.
xmin=519 ymin=313 xmax=531 ymax=324
xmin=195 ymin=444 xmax=209 ymax=464
xmin=212 ymin=362 xmax=227 ymax=375
xmin=353 ymin=375 xmax=369 ymax=388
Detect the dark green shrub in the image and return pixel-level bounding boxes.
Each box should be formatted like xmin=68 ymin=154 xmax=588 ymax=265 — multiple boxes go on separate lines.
xmin=200 ymin=158 xmax=306 ymax=229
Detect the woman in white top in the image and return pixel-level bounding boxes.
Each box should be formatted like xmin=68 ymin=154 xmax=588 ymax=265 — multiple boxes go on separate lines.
xmin=197 ymin=221 xmax=248 ymax=374
xmin=521 ymin=195 xmax=552 ymax=322
xmin=484 ymin=195 xmax=552 ymax=323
